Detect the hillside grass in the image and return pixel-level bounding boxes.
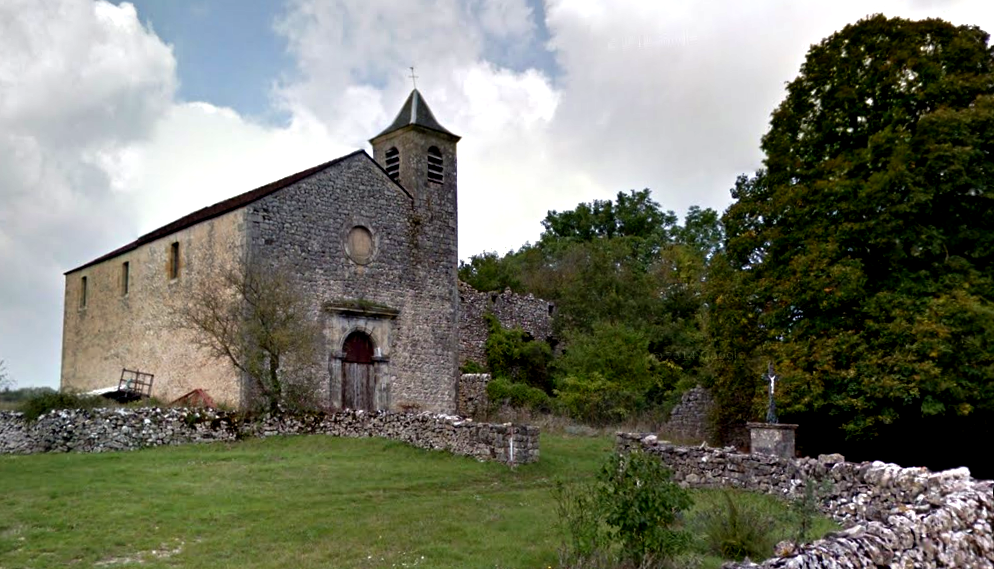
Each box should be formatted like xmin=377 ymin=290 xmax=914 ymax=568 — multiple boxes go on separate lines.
xmin=0 ymin=434 xmax=836 ymax=568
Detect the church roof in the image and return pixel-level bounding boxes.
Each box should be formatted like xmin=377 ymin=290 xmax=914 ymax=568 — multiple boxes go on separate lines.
xmin=66 ymin=150 xmax=409 ymax=274
xmin=371 ymin=89 xmax=460 ymax=141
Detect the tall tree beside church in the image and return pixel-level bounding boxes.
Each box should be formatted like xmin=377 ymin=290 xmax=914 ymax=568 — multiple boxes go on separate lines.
xmin=714 ymin=15 xmax=994 ymax=464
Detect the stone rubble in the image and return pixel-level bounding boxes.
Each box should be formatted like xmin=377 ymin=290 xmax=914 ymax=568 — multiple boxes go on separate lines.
xmin=0 ymin=408 xmax=539 ymax=465
xmin=617 ymin=433 xmax=993 ymax=569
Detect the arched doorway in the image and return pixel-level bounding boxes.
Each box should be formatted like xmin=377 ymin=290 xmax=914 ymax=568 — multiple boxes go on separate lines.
xmin=342 ymin=331 xmax=375 ymax=410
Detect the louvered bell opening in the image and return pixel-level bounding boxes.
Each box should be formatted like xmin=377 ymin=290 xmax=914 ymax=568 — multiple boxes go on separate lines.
xmin=427 ymin=146 xmax=444 ymax=184
xmin=385 ymin=147 xmax=400 ymax=181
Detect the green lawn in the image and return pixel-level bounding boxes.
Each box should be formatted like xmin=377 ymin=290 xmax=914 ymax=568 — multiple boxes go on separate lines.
xmin=0 ymin=434 xmax=835 ymax=569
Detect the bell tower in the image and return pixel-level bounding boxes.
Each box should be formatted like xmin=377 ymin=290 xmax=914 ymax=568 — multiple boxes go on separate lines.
xmin=370 ymin=89 xmax=460 ymax=216
xmin=370 ymin=89 xmax=461 ymax=411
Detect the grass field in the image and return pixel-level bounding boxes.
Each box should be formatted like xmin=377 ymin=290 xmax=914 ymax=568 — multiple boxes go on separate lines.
xmin=0 ymin=434 xmax=835 ymax=569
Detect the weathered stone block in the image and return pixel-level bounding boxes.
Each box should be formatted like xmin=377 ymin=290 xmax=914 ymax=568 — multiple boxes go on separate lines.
xmin=747 ymin=422 xmax=797 ymax=459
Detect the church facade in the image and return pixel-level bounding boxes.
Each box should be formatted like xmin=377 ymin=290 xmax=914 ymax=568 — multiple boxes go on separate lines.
xmin=61 ymin=90 xmax=463 ymax=412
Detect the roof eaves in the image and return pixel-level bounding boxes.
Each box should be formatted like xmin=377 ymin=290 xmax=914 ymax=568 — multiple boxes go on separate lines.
xmin=65 ymin=150 xmax=367 ymax=274
xmin=371 ymin=89 xmax=459 ymax=141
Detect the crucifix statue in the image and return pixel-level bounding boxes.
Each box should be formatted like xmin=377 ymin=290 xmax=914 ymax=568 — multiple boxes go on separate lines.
xmin=765 ymin=362 xmax=778 ymax=424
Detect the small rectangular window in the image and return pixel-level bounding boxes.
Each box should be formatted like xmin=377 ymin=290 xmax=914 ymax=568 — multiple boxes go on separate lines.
xmin=427 ymin=146 xmax=444 ymax=184
xmin=168 ymin=242 xmax=180 ymax=279
xmin=121 ymin=262 xmax=130 ymax=295
xmin=80 ymin=276 xmax=88 ymax=309
xmin=384 ymin=146 xmax=400 ymax=181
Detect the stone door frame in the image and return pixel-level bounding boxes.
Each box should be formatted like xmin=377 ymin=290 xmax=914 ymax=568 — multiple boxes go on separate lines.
xmin=324 ymin=302 xmax=398 ymax=411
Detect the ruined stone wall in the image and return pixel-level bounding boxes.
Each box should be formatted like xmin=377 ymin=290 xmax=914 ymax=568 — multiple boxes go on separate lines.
xmin=458 ymin=281 xmax=554 ymax=366
xmin=662 ymin=386 xmax=714 ymax=443
xmin=0 ymin=409 xmax=539 ymax=465
xmin=61 ymin=210 xmax=246 ymax=406
xmin=617 ymin=433 xmax=994 ymax=568
xmin=456 ymin=373 xmax=491 ymax=417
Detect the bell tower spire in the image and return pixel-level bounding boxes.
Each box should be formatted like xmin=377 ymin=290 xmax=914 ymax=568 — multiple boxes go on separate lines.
xmin=370 ymin=88 xmax=460 ymax=207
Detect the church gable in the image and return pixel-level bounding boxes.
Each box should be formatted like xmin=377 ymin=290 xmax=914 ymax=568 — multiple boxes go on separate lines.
xmin=245 ymin=150 xmax=419 ymax=296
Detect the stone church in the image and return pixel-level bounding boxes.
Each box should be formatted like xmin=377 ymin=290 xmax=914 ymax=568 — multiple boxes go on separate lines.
xmin=61 ymin=89 xmax=474 ymax=412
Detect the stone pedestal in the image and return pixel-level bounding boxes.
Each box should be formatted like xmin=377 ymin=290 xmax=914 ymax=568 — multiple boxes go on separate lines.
xmin=747 ymin=422 xmax=798 ymax=459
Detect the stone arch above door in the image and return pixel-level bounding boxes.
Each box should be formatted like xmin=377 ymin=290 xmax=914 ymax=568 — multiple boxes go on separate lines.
xmin=342 ymin=330 xmax=374 ymax=363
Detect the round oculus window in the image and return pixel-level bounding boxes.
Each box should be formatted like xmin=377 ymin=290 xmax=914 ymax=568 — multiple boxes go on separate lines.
xmin=346 ymin=226 xmax=375 ymax=265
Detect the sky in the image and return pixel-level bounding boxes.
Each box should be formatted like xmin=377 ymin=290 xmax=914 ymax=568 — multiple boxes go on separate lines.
xmin=2 ymin=0 xmax=993 ymax=389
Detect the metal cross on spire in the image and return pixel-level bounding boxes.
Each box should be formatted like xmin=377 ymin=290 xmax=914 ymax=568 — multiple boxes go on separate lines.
xmin=409 ymin=66 xmax=419 ymax=90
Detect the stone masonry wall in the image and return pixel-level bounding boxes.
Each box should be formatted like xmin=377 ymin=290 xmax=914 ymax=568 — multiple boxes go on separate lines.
xmin=0 ymin=409 xmax=538 ymax=465
xmin=662 ymin=386 xmax=714 ymax=443
xmin=247 ymin=153 xmax=458 ymax=413
xmin=617 ymin=433 xmax=994 ymax=568
xmin=456 ymin=373 xmax=491 ymax=417
xmin=458 ymin=281 xmax=554 ymax=366
xmin=61 ymin=209 xmax=247 ymax=406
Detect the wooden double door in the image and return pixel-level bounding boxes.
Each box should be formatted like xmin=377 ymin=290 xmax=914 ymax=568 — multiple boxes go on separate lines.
xmin=342 ymin=331 xmax=375 ymax=410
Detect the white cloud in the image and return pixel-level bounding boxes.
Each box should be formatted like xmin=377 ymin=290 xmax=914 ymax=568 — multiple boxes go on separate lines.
xmin=272 ymin=0 xmax=568 ymax=256
xmin=0 ymin=0 xmax=175 ymax=388
xmin=0 ymin=0 xmax=175 ymax=148
xmin=470 ymin=0 xmax=536 ymax=38
xmin=125 ymin=101 xmax=345 ymax=232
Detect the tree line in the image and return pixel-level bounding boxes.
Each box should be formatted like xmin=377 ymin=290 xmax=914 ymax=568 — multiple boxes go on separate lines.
xmin=461 ymin=15 xmax=994 ymax=476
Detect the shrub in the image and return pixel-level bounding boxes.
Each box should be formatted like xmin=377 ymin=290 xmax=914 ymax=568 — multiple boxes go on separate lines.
xmin=553 ymin=479 xmax=606 ymax=565
xmin=20 ymin=390 xmax=105 ymax=422
xmin=599 ymin=451 xmax=693 ymax=566
xmin=790 ymin=479 xmax=832 ymax=543
xmin=690 ymin=490 xmax=776 ymax=561
xmin=486 ymin=377 xmax=551 ymax=412
xmin=484 ymin=313 xmax=553 ymax=393
xmin=0 ymin=386 xmax=56 ymax=404
xmin=460 ymin=360 xmax=486 ymax=374
xmin=556 ymin=450 xmax=692 ymax=568
xmin=555 ymin=322 xmax=676 ymax=394
xmin=555 ymin=373 xmax=643 ymax=426
xmin=124 ymin=397 xmax=166 ymax=409
xmin=553 ymin=322 xmax=683 ymax=425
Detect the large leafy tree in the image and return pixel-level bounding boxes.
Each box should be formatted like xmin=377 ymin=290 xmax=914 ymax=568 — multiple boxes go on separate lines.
xmin=716 ymin=15 xmax=994 ymax=464
xmin=458 ymin=251 xmax=522 ymax=293
xmin=541 ymin=189 xmax=676 ymax=247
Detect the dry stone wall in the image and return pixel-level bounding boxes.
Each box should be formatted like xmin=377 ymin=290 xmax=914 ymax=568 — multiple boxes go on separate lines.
xmin=617 ymin=433 xmax=994 ymax=568
xmin=458 ymin=281 xmax=554 ymax=366
xmin=0 ymin=409 xmax=539 ymax=465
